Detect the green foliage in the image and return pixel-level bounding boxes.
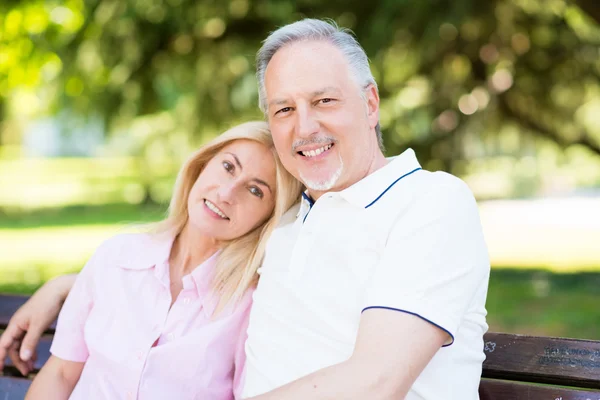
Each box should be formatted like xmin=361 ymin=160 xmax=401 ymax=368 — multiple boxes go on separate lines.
xmin=1 ymin=0 xmax=600 ymax=198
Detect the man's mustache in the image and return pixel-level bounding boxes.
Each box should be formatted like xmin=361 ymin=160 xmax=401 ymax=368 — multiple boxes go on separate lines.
xmin=292 ymin=136 xmax=337 ymax=152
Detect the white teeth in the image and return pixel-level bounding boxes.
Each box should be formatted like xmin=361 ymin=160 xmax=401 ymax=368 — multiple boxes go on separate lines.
xmin=204 ymin=200 xmax=227 ymax=219
xmin=301 ymin=144 xmax=332 ymax=157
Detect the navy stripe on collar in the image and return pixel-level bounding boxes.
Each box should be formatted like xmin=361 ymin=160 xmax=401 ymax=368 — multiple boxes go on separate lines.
xmin=301 ymin=192 xmax=315 ymax=206
xmin=364 ymin=167 xmax=422 ymax=209
xmin=301 ymin=192 xmax=314 ymax=223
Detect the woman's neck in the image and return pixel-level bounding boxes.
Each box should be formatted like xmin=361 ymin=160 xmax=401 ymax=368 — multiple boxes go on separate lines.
xmin=169 ymin=224 xmax=221 ymax=276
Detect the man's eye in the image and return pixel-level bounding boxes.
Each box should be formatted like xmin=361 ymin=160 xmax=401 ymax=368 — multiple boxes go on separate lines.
xmin=319 ymin=98 xmax=334 ymax=104
xmin=249 ymin=186 xmax=264 ymax=198
xmin=223 ymin=161 xmax=234 ymax=173
xmin=275 ymin=107 xmax=292 ymax=115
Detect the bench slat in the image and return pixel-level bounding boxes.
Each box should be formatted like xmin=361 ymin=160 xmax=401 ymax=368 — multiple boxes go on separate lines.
xmin=0 ymin=294 xmax=56 ymax=332
xmin=0 ymin=376 xmax=32 ymax=399
xmin=480 ymin=379 xmax=600 ymax=400
xmin=483 ymin=332 xmax=600 ymax=389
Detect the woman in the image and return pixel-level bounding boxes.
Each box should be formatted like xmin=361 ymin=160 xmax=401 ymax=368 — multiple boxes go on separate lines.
xmin=22 ymin=121 xmax=302 ymax=399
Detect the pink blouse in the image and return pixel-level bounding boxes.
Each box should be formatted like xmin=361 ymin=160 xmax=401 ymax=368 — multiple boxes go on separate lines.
xmin=50 ymin=233 xmax=252 ymax=400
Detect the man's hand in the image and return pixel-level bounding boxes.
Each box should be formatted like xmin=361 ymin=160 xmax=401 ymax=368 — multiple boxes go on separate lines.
xmin=0 ymin=275 xmax=76 ymax=375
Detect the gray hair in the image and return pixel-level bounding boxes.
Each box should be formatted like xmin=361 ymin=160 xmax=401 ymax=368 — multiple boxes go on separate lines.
xmin=256 ymin=18 xmax=383 ymax=151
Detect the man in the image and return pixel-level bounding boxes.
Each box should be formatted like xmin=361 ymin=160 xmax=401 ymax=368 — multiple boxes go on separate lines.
xmin=1 ymin=19 xmax=490 ymax=399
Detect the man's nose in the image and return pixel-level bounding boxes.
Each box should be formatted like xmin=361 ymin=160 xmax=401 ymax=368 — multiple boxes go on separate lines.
xmin=295 ymin=104 xmax=319 ymax=139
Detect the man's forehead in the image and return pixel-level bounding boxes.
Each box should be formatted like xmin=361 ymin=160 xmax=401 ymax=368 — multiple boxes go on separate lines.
xmin=265 ymin=40 xmax=349 ymax=79
xmin=265 ymin=46 xmax=350 ymax=97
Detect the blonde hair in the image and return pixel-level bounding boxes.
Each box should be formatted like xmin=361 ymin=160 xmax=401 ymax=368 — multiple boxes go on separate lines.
xmin=153 ymin=121 xmax=302 ymax=315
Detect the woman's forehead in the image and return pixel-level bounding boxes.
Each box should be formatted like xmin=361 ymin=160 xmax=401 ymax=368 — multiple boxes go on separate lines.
xmin=218 ymin=140 xmax=276 ymax=176
xmin=219 ymin=139 xmax=270 ymax=158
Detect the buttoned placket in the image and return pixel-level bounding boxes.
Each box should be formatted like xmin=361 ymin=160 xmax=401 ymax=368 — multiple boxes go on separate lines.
xmin=132 ymin=279 xmax=172 ymax=400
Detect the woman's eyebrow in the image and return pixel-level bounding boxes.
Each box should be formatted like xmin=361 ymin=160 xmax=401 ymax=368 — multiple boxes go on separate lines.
xmin=252 ymin=178 xmax=272 ymax=194
xmin=225 ymin=152 xmax=243 ymax=170
xmin=225 ymin=152 xmax=272 ymax=194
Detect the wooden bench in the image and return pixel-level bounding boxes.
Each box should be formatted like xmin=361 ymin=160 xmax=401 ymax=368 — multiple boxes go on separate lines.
xmin=2 ymin=294 xmax=600 ymax=399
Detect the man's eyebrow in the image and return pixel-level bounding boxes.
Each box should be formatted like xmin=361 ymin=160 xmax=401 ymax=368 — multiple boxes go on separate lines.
xmin=225 ymin=152 xmax=243 ymax=171
xmin=253 ymin=178 xmax=273 ymax=194
xmin=267 ymin=87 xmax=342 ymax=108
xmin=268 ymin=98 xmax=290 ymax=108
xmin=312 ymin=86 xmax=341 ymax=97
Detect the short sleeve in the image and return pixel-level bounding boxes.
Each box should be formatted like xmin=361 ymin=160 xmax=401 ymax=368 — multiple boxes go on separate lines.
xmin=50 ymin=242 xmax=107 ymax=362
xmin=362 ymin=179 xmax=490 ymax=346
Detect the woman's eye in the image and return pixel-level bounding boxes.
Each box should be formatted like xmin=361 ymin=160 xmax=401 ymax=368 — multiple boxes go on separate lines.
xmin=249 ymin=186 xmax=264 ymax=198
xmin=223 ymin=161 xmax=234 ymax=173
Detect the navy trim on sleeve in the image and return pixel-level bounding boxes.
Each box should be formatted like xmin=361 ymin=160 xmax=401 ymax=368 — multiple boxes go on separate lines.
xmin=364 ymin=168 xmax=422 ymax=209
xmin=362 ymin=306 xmax=455 ymax=347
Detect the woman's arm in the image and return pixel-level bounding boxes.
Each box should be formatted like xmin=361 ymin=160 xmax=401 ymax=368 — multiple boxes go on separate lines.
xmin=25 ymin=355 xmax=84 ymax=400
xmin=0 ymin=274 xmax=77 ymax=375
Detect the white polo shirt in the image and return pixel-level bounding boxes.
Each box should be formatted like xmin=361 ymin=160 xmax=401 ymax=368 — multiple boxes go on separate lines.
xmin=242 ymin=149 xmax=490 ymax=400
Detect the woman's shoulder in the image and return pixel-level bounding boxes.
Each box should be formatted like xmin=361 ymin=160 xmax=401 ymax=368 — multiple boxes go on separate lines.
xmin=97 ymin=232 xmax=150 ymax=251
xmin=94 ymin=232 xmax=165 ymax=265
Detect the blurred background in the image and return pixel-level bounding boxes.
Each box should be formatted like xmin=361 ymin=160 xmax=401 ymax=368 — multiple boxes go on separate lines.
xmin=0 ymin=0 xmax=599 ymax=339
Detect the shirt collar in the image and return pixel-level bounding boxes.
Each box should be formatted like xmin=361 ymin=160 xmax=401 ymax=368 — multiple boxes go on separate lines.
xmin=188 ymin=251 xmax=220 ymax=298
xmin=116 ymin=232 xmax=220 ymax=300
xmin=296 ymin=191 xmax=314 ymax=218
xmin=296 ymin=148 xmax=422 ymax=216
xmin=339 ymin=148 xmax=422 ymax=209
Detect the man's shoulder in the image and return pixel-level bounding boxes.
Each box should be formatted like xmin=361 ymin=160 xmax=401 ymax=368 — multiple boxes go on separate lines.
xmin=417 ymin=170 xmax=476 ymax=204
xmin=372 ymin=169 xmax=480 ymax=236
xmin=368 ymin=168 xmax=476 ymax=213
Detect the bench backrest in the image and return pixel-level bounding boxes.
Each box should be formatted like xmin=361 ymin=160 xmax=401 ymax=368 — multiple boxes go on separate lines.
xmin=2 ymin=294 xmax=600 ymax=399
xmin=481 ymin=332 xmax=600 ymax=399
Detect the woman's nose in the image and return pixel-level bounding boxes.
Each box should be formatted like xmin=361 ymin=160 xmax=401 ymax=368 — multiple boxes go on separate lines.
xmin=216 ymin=182 xmax=236 ymax=204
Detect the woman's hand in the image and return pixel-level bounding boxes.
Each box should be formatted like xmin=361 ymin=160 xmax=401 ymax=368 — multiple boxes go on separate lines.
xmin=0 ymin=274 xmax=76 ymax=375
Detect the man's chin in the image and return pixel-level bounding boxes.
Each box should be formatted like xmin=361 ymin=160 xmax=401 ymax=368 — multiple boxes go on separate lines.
xmin=300 ymin=159 xmax=344 ymax=193
xmin=301 ymin=173 xmax=342 ymax=193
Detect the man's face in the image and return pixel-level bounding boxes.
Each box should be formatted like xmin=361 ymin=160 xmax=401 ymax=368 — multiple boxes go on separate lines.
xmin=264 ymin=40 xmax=380 ymax=198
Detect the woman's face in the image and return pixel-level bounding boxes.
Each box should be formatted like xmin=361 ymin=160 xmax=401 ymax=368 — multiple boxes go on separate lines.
xmin=187 ymin=139 xmax=277 ymax=241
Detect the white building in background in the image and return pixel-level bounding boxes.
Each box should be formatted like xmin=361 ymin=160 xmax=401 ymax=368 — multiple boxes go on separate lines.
xmin=22 ymin=114 xmax=104 ymax=157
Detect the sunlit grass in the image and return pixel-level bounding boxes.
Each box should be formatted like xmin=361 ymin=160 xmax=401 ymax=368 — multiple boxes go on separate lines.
xmin=0 ymin=203 xmax=165 ymax=288
xmin=487 ymin=269 xmax=600 ymax=340
xmin=0 ymin=202 xmax=599 ymax=339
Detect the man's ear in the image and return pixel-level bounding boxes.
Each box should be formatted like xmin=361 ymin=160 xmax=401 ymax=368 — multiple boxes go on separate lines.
xmin=365 ymin=84 xmax=380 ymax=130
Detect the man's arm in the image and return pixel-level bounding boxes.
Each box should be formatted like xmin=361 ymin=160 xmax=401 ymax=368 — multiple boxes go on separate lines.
xmin=247 ymin=308 xmax=447 ymax=400
xmin=25 ymin=355 xmax=84 ymax=399
xmin=0 ymin=274 xmax=77 ymax=375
